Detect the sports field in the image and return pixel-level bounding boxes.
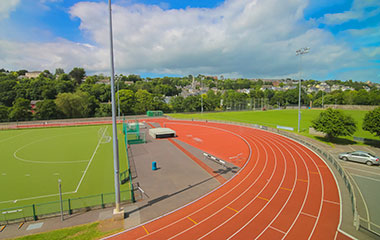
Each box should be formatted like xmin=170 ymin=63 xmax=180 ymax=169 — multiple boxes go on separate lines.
xmin=0 ymin=124 xmax=130 ymax=218
xmin=169 ymin=109 xmax=378 ymax=141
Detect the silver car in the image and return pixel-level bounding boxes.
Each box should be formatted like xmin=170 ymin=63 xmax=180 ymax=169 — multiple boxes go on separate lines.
xmin=339 ymin=151 xmax=380 ymax=166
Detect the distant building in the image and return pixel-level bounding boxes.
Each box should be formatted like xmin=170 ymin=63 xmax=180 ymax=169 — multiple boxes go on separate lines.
xmin=25 ymin=71 xmax=42 ymax=79
xmin=30 ymin=100 xmax=41 ymax=114
xmin=96 ymin=79 xmax=110 ymax=85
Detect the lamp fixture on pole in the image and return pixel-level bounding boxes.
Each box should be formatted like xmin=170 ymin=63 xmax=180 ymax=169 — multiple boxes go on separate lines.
xmin=295 ymin=47 xmax=310 ymax=133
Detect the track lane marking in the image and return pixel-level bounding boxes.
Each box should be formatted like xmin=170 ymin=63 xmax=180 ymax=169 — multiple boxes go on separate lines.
xmin=324 ymin=199 xmax=340 ymax=205
xmin=297 ymin=179 xmax=308 ymax=183
xmin=269 ymin=225 xmax=286 ymax=235
xmin=226 ymin=206 xmax=239 ymax=213
xmin=142 ymin=226 xmax=149 ymax=235
xmin=282 ymin=139 xmax=326 ymax=240
xmin=280 ymin=187 xmax=292 ymax=191
xmin=301 ymin=212 xmax=317 ymax=219
xmin=167 ymin=133 xmax=271 ymax=240
xmin=107 ymin=120 xmax=338 ymax=240
xmin=257 ymin=196 xmax=269 ymax=202
xmin=254 ymin=135 xmax=299 ymax=239
xmin=122 ymin=121 xmax=255 ymax=240
xmin=187 ymin=217 xmax=197 ymax=225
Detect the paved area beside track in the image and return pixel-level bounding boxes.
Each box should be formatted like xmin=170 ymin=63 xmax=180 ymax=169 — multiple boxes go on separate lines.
xmin=329 ymin=144 xmax=380 ymax=237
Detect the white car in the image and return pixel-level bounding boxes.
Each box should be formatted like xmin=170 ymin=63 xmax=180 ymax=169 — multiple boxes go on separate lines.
xmin=338 ymin=151 xmax=380 ymax=166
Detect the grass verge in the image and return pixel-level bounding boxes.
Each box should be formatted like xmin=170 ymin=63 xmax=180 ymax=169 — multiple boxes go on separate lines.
xmin=13 ymin=221 xmax=121 ymax=240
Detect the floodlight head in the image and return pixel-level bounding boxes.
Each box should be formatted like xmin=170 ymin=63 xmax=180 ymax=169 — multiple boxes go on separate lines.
xmin=296 ymin=47 xmax=310 ymax=55
xmin=58 ymin=179 xmax=62 ymax=183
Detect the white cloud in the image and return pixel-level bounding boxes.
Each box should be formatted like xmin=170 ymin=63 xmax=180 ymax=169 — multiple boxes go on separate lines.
xmin=0 ymin=0 xmax=20 ymax=20
xmin=319 ymin=0 xmax=380 ymax=25
xmin=0 ymin=0 xmax=379 ymax=83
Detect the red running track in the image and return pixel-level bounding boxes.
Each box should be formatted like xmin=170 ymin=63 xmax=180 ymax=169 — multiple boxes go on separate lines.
xmin=107 ymin=120 xmax=352 ymax=240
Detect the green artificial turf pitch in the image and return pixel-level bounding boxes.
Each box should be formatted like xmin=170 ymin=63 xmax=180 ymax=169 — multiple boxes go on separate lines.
xmin=0 ymin=124 xmax=130 ymax=216
xmin=169 ymin=109 xmax=379 ymax=142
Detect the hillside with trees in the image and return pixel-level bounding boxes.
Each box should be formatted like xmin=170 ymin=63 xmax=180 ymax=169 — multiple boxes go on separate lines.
xmin=0 ymin=68 xmax=379 ymax=122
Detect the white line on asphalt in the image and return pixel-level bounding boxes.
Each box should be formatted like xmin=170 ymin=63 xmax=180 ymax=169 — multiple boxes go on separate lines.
xmin=351 ymin=174 xmax=380 ymax=182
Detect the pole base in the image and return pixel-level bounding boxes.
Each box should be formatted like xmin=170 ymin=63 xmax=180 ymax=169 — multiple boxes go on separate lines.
xmin=113 ymin=207 xmax=125 ymax=220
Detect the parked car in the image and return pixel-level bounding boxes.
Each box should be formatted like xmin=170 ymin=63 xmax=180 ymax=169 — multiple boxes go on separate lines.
xmin=338 ymin=151 xmax=380 ymax=166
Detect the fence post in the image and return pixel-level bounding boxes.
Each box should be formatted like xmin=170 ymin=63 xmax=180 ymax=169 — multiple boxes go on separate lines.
xmin=101 ymin=194 xmax=105 ymax=208
xmin=68 ymin=199 xmax=72 ymax=215
xmin=32 ymin=204 xmax=37 ymax=221
xmin=130 ymin=169 xmax=135 ymax=203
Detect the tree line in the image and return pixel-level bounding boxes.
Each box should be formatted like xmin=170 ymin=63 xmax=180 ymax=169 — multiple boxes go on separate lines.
xmin=0 ymin=68 xmax=380 ymax=122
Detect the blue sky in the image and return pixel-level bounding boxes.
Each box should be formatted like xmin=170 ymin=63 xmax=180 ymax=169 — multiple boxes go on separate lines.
xmin=1 ymin=0 xmax=379 ymax=82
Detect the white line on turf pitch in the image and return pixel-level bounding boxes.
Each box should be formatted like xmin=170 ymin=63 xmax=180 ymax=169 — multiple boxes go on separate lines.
xmin=13 ymin=133 xmax=89 ymax=164
xmin=0 ymin=126 xmax=108 ymax=205
xmin=0 ymin=131 xmax=29 ymax=143
xmin=0 ymin=191 xmax=77 ymax=204
xmin=74 ymin=126 xmax=108 ymax=193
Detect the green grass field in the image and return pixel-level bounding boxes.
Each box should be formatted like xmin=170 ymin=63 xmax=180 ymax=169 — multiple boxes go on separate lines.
xmin=0 ymin=124 xmax=130 ymax=221
xmin=169 ymin=109 xmax=379 ymax=142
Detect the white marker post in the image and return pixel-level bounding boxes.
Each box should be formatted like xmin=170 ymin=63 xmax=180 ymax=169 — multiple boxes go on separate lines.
xmin=58 ymin=179 xmax=63 ymax=221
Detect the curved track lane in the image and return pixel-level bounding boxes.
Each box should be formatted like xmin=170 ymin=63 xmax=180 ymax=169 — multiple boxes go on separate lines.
xmin=107 ymin=120 xmax=351 ymax=240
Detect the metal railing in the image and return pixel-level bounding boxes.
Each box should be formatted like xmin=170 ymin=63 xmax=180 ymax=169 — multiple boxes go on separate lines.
xmin=0 ymin=190 xmax=133 ymax=225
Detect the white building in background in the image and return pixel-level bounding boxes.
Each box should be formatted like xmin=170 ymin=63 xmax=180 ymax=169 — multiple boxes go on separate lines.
xmin=25 ymin=71 xmax=42 ymax=79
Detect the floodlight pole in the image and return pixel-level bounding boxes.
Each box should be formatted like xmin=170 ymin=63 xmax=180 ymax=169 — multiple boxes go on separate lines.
xmin=108 ymin=0 xmax=121 ymax=213
xmin=58 ymin=179 xmax=64 ymax=221
xmin=201 ymin=76 xmax=204 ymax=115
xmin=117 ymin=75 xmax=120 ymax=119
xmin=296 ymin=47 xmax=310 ymax=133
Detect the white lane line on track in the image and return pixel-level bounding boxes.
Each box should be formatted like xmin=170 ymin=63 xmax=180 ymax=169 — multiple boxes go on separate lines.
xmin=278 ymin=137 xmax=324 ymax=240
xmin=324 ymin=199 xmax=340 ymax=205
xmin=199 ymin=135 xmax=279 ymax=240
xmin=105 ymin=122 xmax=254 ymax=240
xmin=104 ymin=121 xmax=332 ymax=240
xmin=236 ymin=133 xmax=310 ymax=240
xmin=269 ymin=225 xmax=286 ymax=235
xmin=254 ymin=135 xmax=299 ymax=239
xmin=166 ymin=134 xmax=269 ymax=240
xmin=301 ymin=212 xmax=318 ymax=219
xmin=222 ymin=137 xmax=288 ymax=239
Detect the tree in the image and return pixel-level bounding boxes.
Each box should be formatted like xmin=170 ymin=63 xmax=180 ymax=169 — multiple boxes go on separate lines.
xmin=170 ymin=96 xmax=185 ymax=113
xmin=35 ymin=100 xmax=59 ymax=120
xmin=311 ymin=108 xmax=357 ymax=140
xmin=9 ymin=98 xmax=32 ymax=121
xmin=134 ymin=89 xmax=153 ymax=114
xmin=55 ymin=91 xmax=91 ymax=118
xmin=55 ymin=68 xmax=65 ymax=76
xmin=95 ymin=103 xmax=112 ymax=117
xmin=0 ymin=74 xmax=17 ymax=107
xmin=363 ymin=107 xmax=380 ymax=137
xmin=0 ymin=104 xmax=9 ymax=121
xmin=117 ymin=89 xmax=135 ymax=115
xmin=69 ymin=67 xmax=86 ymax=85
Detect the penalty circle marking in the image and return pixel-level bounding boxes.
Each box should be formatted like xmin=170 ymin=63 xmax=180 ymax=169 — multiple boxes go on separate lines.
xmin=13 ymin=132 xmax=92 ymax=164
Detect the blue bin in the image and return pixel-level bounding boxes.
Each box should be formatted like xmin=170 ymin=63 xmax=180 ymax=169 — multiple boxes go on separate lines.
xmin=152 ymin=161 xmax=157 ymax=171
